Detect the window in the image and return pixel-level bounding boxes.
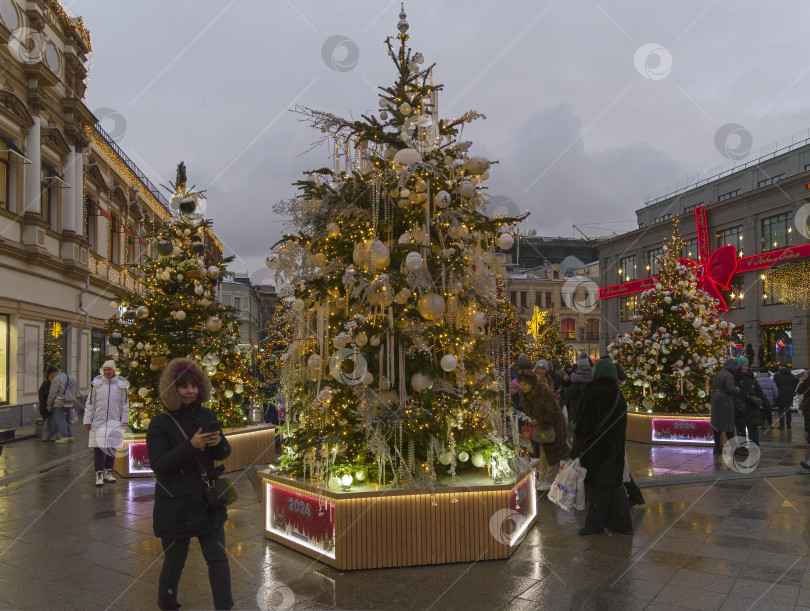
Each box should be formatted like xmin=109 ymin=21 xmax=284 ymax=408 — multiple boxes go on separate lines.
xmin=757 ymin=174 xmax=784 ymax=188
xmin=85 ymin=198 xmax=97 ymax=252
xmin=683 ymin=203 xmax=701 ymax=215
xmin=647 ymin=247 xmax=664 ymax=276
xmin=716 ymin=225 xmax=743 ymax=249
xmin=680 ymin=238 xmax=698 ymax=261
xmin=110 ymin=216 xmax=122 ymax=265
xmin=585 ymin=319 xmax=599 ymax=341
xmin=0 ymin=314 xmax=7 ymax=404
xmin=560 ymin=318 xmax=575 ymax=339
xmin=717 ymin=189 xmax=740 ymax=202
xmin=620 ymin=295 xmax=637 ymax=321
xmin=618 ymin=255 xmax=637 ymax=282
xmin=545 ymin=292 xmax=552 ymax=308
xmin=761 ymin=211 xmax=793 ymax=252
xmin=41 ymin=165 xmax=56 ymax=229
xmin=90 ymin=328 xmax=106 ymax=379
xmin=510 ymin=291 xmax=517 ymax=306
xmin=724 ymin=276 xmax=745 ymax=310
xmin=126 ymin=228 xmax=138 ymax=265
xmin=653 ymin=213 xmax=672 ymax=224
xmin=234 ymin=296 xmax=242 ymax=311
xmin=0 ymin=147 xmax=8 ymax=210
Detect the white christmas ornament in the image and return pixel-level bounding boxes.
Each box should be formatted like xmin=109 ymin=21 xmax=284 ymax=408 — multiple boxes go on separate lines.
xmin=398 ymin=232 xmax=412 ymax=245
xmin=361 ymin=371 xmax=373 ymax=385
xmin=458 ymin=451 xmax=469 ymax=462
xmin=194 ymin=285 xmax=204 ymax=295
xmin=470 ymin=452 xmax=485 ymax=468
xmin=471 ymin=312 xmax=487 ymax=327
xmin=292 ymin=299 xmax=305 ymax=312
xmin=399 ymin=102 xmax=412 ymax=115
xmin=496 ymin=233 xmax=514 ymax=250
xmin=265 ymin=254 xmax=280 ymax=269
xmin=137 ymin=387 xmax=148 ymax=397
xmin=333 ymin=335 xmax=347 ymax=349
xmin=175 ymin=310 xmax=186 ymax=321
xmin=434 ymin=190 xmax=451 ymax=208
xmin=326 ymin=223 xmax=341 ymax=237
xmin=459 ymin=181 xmax=475 ymax=197
xmin=417 ymin=293 xmax=444 ymax=320
xmin=207 ymin=266 xmax=219 ymax=279
xmin=440 ymin=354 xmax=458 ymax=372
xmin=206 ymin=317 xmax=222 ymax=332
xmin=172 ymin=246 xmax=181 ymax=256
xmin=405 ymin=251 xmax=423 ymax=270
xmin=307 ymin=354 xmax=322 ymax=370
xmin=392 ymin=148 xmax=421 ymax=167
xmin=464 ymin=156 xmax=491 ymax=175
xmin=410 ymin=372 xmax=433 ymax=392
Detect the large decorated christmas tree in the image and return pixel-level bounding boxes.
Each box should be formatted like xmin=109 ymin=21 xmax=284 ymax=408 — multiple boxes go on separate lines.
xmin=609 ymin=226 xmax=734 ymax=413
xmin=271 ymin=11 xmax=525 ymax=488
xmin=105 ymin=163 xmax=255 ymax=430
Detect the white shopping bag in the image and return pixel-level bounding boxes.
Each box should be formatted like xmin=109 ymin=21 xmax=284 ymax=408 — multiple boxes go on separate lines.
xmin=548 ymin=458 xmax=586 ymax=511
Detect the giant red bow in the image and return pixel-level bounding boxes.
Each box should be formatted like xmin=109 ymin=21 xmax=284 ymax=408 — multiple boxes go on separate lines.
xmin=679 ymin=244 xmax=737 ymax=310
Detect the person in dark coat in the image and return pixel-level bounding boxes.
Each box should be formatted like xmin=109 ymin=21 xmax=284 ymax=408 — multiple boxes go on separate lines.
xmin=38 ymin=378 xmax=51 ymax=440
xmin=147 ymin=358 xmax=233 ymax=610
xmin=567 ymin=353 xmax=593 ymax=425
xmin=569 ymin=359 xmax=632 ymax=535
xmin=756 ymin=370 xmax=777 ymax=428
xmin=734 ymin=358 xmax=767 ymax=445
xmin=757 ymin=344 xmax=765 ymax=370
xmin=711 ymin=358 xmax=740 ymax=454
xmin=773 ymin=366 xmax=798 ymax=429
xmin=745 ymin=343 xmax=755 ymax=365
xmin=796 ymin=372 xmax=810 ymax=443
xmin=517 ymin=369 xmax=569 ymax=491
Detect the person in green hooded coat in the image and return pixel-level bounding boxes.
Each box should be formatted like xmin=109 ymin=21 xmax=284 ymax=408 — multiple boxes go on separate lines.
xmin=570 ymin=358 xmax=632 ymax=535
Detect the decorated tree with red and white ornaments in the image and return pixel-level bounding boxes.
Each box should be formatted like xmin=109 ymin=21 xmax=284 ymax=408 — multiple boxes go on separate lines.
xmin=609 ymin=227 xmax=735 ymax=414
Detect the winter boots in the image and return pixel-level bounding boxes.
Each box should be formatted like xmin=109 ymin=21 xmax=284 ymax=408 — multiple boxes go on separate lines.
xmin=103 ymin=469 xmax=116 ymax=483
xmin=95 ymin=471 xmax=104 ymax=486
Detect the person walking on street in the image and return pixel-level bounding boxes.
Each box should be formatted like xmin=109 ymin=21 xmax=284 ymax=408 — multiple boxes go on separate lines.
xmin=796 ymin=371 xmax=810 ymax=443
xmin=734 ymin=358 xmax=768 ymax=446
xmin=711 ymin=358 xmax=741 ymax=454
xmin=84 ymin=360 xmax=129 ymax=486
xmin=38 ymin=377 xmax=52 ymax=441
xmin=756 ymin=369 xmax=777 ymax=429
xmin=517 ymin=369 xmax=569 ymax=492
xmin=567 ymin=352 xmax=593 ymax=426
xmin=147 ymin=358 xmax=233 ymax=610
xmin=773 ymin=365 xmax=798 ymax=429
xmin=44 ymin=366 xmax=76 ymax=443
xmin=570 ymin=358 xmax=632 ymax=535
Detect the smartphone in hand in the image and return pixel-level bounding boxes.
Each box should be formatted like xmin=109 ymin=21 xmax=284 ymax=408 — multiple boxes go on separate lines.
xmin=202 ymin=421 xmax=223 ymax=434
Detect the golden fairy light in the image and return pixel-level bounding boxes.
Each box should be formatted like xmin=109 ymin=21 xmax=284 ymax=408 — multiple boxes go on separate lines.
xmin=764 ymin=257 xmax=810 ymax=309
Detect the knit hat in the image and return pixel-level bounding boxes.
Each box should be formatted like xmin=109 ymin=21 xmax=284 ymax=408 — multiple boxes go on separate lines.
xmin=100 ymin=360 xmax=116 ymax=374
xmin=576 ymin=354 xmax=592 ymax=371
xmin=516 ymin=370 xmax=537 ymax=385
xmin=510 ymin=379 xmax=521 ymax=391
xmin=534 ymin=360 xmax=550 ymax=372
xmin=592 ymin=358 xmax=618 ymax=381
xmin=515 ymin=353 xmax=532 ymax=370
xmin=735 ymin=357 xmax=748 ymax=365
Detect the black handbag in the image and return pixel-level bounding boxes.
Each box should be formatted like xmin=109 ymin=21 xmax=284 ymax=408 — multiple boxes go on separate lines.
xmin=165 ymin=412 xmax=237 ymax=510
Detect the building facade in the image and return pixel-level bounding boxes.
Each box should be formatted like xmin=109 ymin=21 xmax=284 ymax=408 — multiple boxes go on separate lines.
xmin=220 ymin=273 xmax=260 ymax=350
xmin=598 ymin=133 xmax=810 ymax=369
xmin=507 ymin=256 xmax=602 ymax=361
xmin=0 ymin=1 xmax=223 ymax=427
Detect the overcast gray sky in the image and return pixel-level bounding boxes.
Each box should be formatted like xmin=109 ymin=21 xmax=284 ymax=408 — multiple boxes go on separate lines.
xmin=71 ymin=0 xmax=810 ymax=280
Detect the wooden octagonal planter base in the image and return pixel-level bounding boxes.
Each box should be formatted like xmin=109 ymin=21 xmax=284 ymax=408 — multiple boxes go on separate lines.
xmin=260 ymin=468 xmax=537 ymax=570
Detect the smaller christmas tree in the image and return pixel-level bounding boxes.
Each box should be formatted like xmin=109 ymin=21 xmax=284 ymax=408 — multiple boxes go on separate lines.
xmin=609 ymin=223 xmax=734 ymax=413
xmin=489 ymin=276 xmax=527 ymax=363
xmin=526 ymin=307 xmax=573 ymax=365
xmin=105 ymin=163 xmax=256 ymax=429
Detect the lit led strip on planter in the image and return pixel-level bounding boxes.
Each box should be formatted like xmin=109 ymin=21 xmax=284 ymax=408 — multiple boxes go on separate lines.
xmin=265 ymin=485 xmax=336 ymax=559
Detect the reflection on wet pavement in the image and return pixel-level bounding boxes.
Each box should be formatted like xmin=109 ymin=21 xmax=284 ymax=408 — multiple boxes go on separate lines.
xmin=0 ymin=429 xmax=809 ymax=609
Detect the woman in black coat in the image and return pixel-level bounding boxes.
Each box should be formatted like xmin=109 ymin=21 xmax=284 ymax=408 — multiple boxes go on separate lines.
xmin=570 ymin=359 xmax=632 ymax=535
xmin=734 ymin=358 xmax=767 ymax=445
xmin=773 ymin=366 xmax=798 ymax=429
xmin=147 ymin=358 xmax=233 ymax=610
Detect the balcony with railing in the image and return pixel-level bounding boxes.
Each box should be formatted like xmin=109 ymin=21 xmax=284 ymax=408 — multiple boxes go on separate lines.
xmin=88 ymin=252 xmax=143 ymax=294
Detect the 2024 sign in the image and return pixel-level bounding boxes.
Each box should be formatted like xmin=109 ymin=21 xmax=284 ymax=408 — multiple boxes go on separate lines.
xmin=289 ymin=497 xmax=312 ymax=517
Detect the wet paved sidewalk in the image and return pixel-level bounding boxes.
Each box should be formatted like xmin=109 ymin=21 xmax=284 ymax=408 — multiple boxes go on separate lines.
xmin=1 ymin=431 xmax=810 ymax=609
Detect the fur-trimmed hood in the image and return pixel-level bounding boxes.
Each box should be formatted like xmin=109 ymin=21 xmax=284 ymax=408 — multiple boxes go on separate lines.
xmin=158 ymin=358 xmax=212 ymax=411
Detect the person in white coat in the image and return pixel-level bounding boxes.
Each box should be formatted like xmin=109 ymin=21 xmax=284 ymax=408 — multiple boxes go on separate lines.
xmin=84 ymin=360 xmax=129 ymax=486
